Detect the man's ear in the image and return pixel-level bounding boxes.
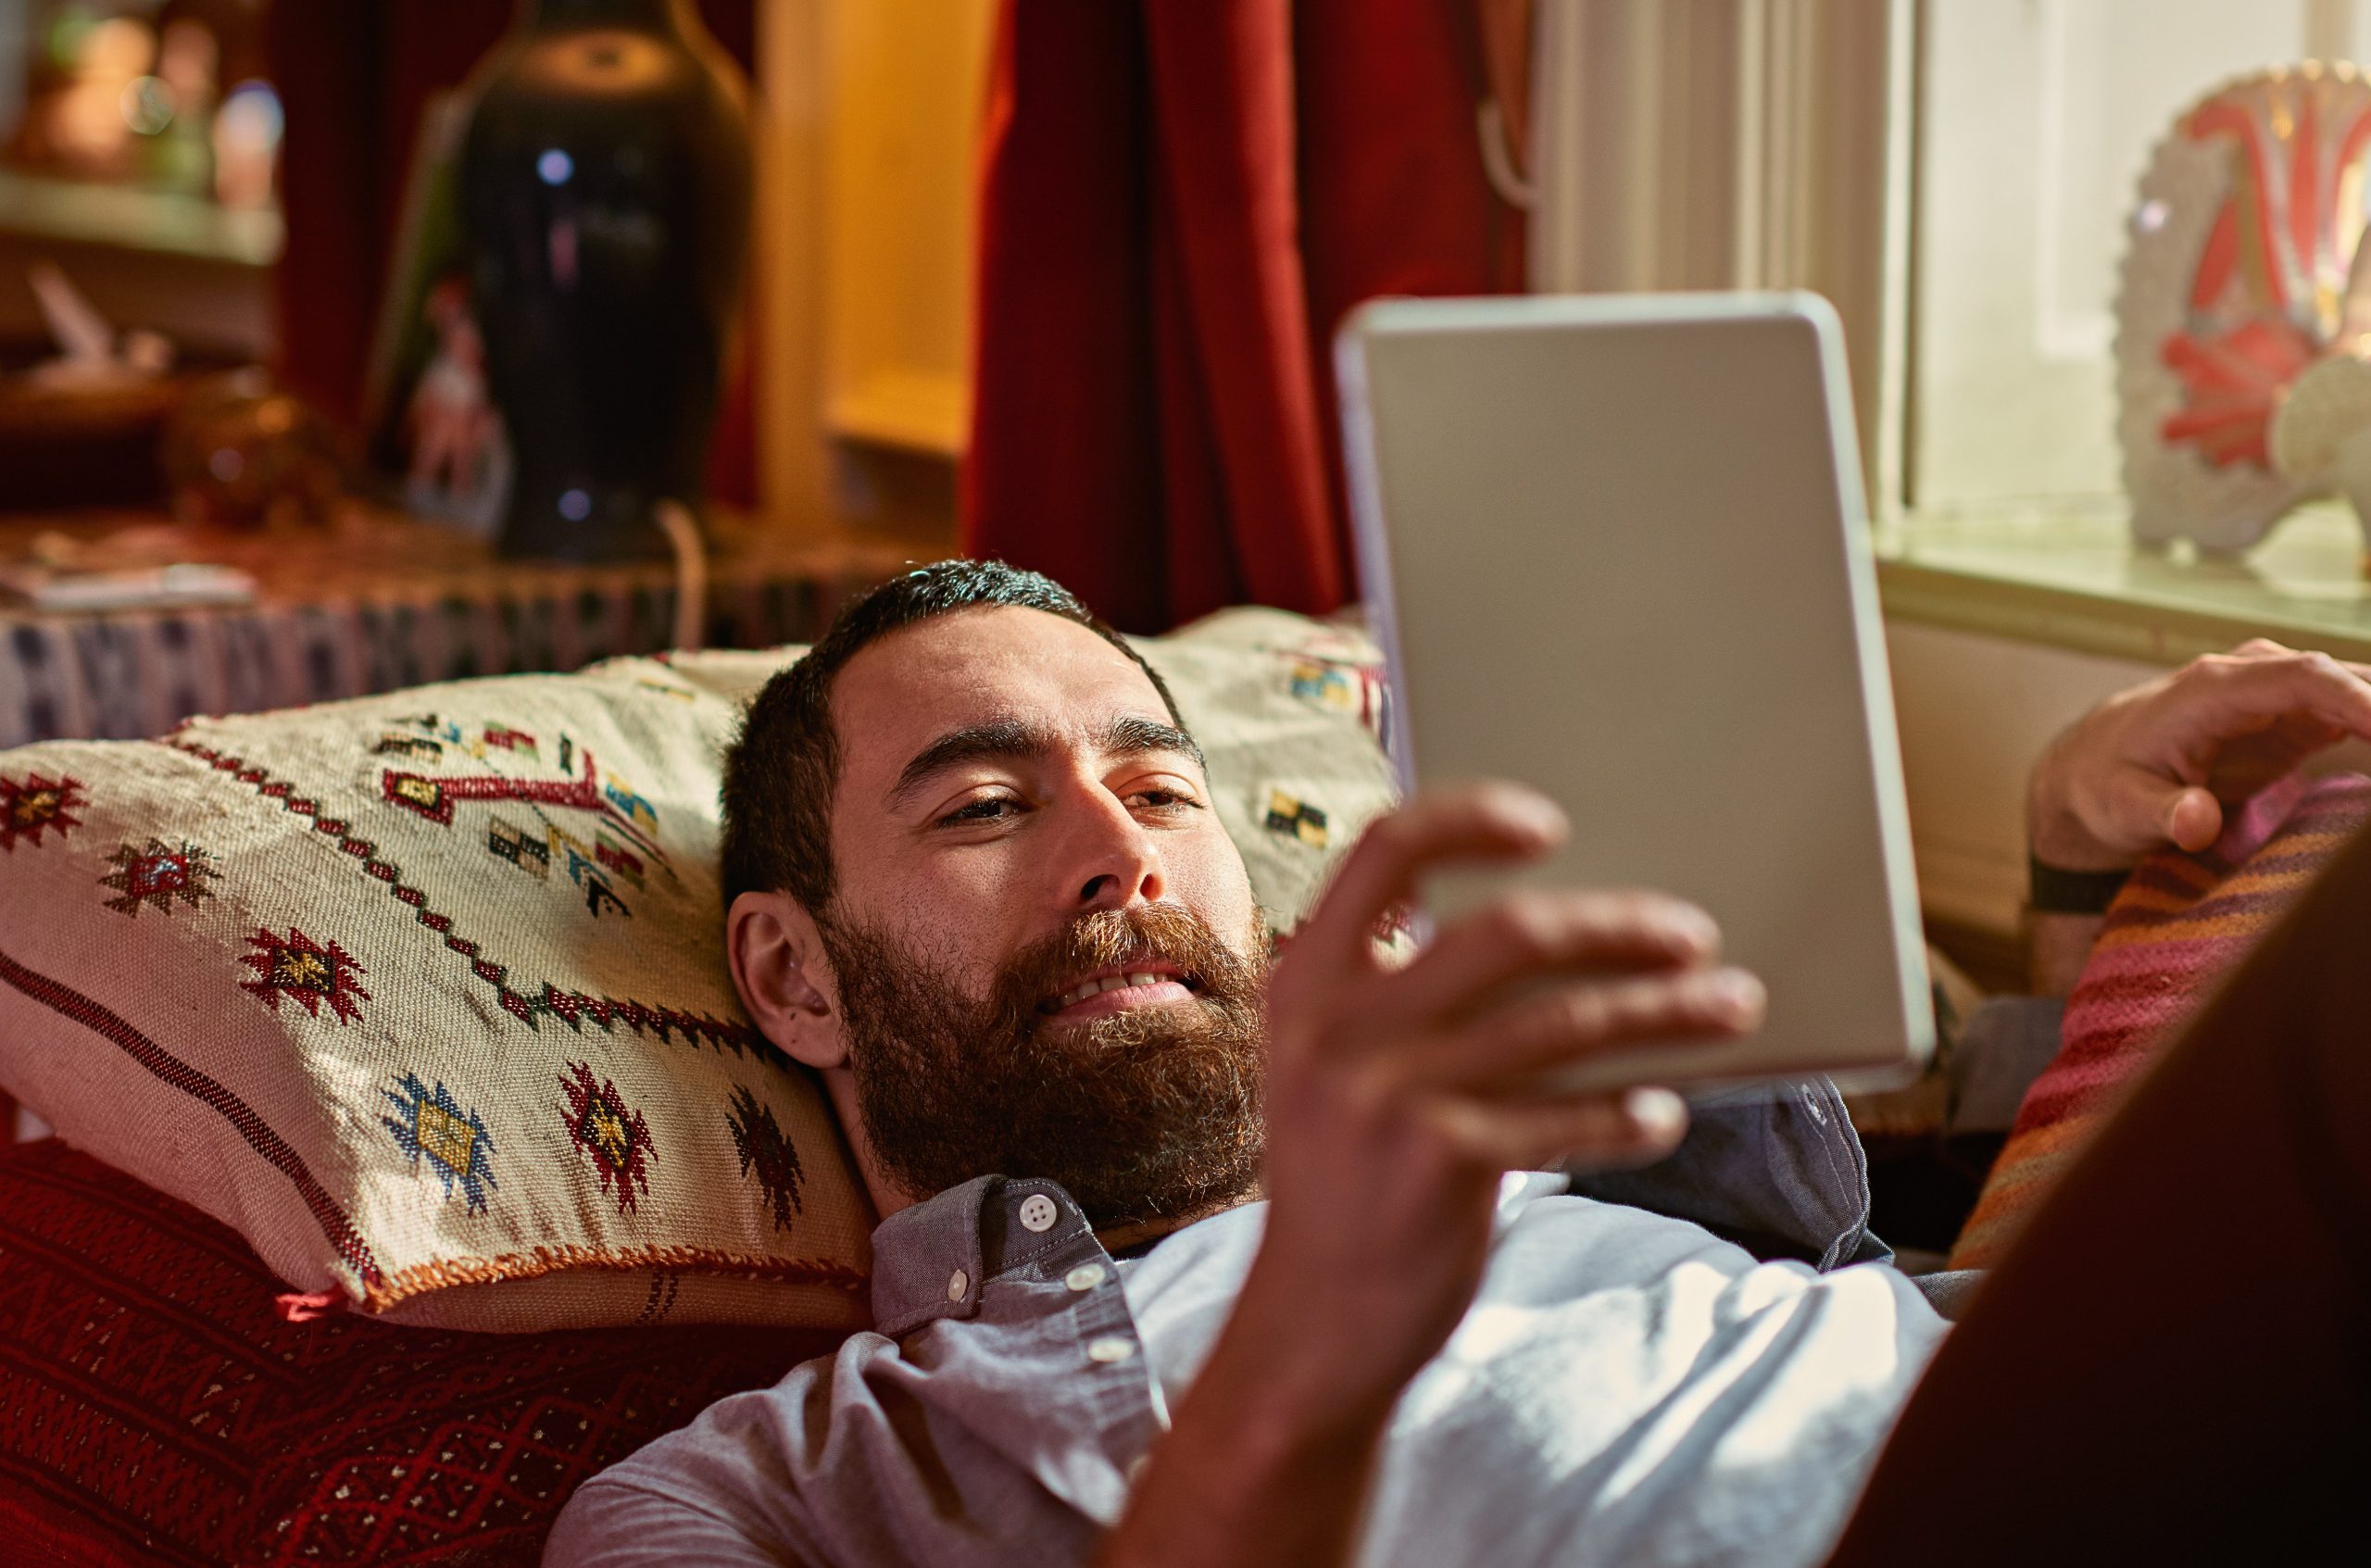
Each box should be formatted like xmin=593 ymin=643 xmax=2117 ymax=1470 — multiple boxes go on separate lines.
xmin=726 ymin=890 xmax=847 ymax=1072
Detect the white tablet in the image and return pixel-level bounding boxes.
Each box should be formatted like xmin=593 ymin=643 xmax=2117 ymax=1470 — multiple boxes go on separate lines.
xmin=1336 ymin=293 xmax=1932 ymax=1094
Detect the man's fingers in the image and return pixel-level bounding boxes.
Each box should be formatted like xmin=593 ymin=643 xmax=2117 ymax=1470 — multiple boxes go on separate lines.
xmin=2184 ymin=647 xmax=2371 ymax=741
xmin=1399 ymin=964 xmax=1764 ymax=1087
xmin=2092 ymin=767 xmax=2224 ymax=857
xmin=1428 ymin=1085 xmax=1690 ymax=1174
xmin=1294 ymin=783 xmax=1567 ymax=976
xmin=2165 ymin=785 xmax=2224 ymax=852
xmin=2078 ymin=646 xmax=2371 ymax=859
xmin=1386 ymin=887 xmax=1719 ymax=1023
xmin=2222 ymin=639 xmax=2371 ymax=687
xmin=2225 ymin=637 xmax=2371 ymax=680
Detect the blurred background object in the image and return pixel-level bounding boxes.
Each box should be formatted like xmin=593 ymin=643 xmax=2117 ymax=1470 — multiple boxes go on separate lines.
xmin=265 ymin=0 xmax=759 ymax=525
xmin=458 ymin=0 xmax=752 ymax=561
xmin=2115 ymin=64 xmax=2371 ymax=557
xmin=0 ymin=0 xmax=279 ymax=412
xmin=0 ymin=0 xmax=925 ymax=765
xmin=3 ymin=0 xmax=275 ymax=201
xmin=157 ymin=364 xmax=343 ymax=528
xmin=0 ymin=349 xmax=177 ymax=506
xmin=1 ymin=256 xmax=179 ymax=507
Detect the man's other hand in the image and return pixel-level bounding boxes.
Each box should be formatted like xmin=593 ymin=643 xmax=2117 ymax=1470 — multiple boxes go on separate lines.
xmin=1249 ymin=782 xmax=1764 ymax=1407
xmin=2030 ymin=639 xmax=2371 ymax=872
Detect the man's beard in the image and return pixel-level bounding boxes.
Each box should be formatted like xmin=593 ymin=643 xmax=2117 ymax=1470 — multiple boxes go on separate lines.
xmin=819 ymin=903 xmax=1270 ymax=1230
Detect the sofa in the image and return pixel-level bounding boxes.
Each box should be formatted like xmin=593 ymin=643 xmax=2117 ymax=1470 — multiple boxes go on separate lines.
xmin=0 ymin=600 xmax=2325 ymax=1564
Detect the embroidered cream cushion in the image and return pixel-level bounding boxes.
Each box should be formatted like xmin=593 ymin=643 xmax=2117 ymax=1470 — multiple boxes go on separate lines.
xmin=0 ymin=656 xmax=875 ymax=1331
xmin=0 ymin=608 xmax=1392 ymax=1332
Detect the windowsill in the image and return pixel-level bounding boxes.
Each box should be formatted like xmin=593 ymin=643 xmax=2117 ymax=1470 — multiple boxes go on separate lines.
xmin=0 ymin=169 xmax=282 ymax=269
xmin=1876 ymin=499 xmax=2371 ymax=664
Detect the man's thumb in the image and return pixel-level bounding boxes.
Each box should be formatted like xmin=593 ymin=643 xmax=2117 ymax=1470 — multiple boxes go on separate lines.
xmin=2164 ymin=785 xmax=2224 ymax=852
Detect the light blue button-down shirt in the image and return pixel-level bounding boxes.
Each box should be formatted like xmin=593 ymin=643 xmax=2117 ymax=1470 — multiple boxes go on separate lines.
xmin=546 ymin=1073 xmax=1955 ymax=1568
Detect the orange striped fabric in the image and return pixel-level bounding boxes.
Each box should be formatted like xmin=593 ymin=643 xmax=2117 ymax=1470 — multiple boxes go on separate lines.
xmin=1947 ymin=771 xmax=2371 ymax=1271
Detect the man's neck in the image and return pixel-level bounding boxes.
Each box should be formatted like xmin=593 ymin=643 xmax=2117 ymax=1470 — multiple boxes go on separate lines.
xmin=1094 ymin=1185 xmax=1263 ymax=1255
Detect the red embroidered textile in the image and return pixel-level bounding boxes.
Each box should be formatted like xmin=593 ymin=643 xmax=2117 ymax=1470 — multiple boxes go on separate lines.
xmin=0 ymin=1140 xmax=845 ymax=1565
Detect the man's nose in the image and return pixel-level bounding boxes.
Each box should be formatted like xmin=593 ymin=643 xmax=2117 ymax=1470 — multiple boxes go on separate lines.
xmin=1064 ymin=791 xmax=1167 ymax=912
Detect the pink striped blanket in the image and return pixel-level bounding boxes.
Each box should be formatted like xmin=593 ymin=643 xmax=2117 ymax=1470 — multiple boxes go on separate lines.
xmin=1948 ymin=771 xmax=2371 ymax=1270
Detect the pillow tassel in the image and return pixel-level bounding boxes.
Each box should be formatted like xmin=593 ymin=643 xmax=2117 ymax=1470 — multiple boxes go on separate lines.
xmin=273 ymin=1287 xmax=343 ymax=1323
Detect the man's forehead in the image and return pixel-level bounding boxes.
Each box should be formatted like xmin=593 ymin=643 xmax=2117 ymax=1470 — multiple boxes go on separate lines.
xmin=830 ymin=607 xmax=1168 ymax=771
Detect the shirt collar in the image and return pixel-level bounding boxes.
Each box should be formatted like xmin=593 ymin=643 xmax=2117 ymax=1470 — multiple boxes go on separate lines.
xmin=870 ymin=1173 xmax=1097 ymax=1336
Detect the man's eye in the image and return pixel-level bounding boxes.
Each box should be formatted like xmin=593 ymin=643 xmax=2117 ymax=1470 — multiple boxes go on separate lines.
xmin=938 ymin=797 xmax=1019 ymax=827
xmin=1133 ymin=787 xmax=1201 ymax=812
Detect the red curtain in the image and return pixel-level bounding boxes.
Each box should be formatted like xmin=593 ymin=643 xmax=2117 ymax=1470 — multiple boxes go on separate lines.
xmin=268 ymin=1 xmax=757 ymax=505
xmin=963 ymin=0 xmax=1524 ymax=633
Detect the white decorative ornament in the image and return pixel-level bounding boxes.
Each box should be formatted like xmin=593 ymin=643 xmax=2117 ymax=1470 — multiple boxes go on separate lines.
xmin=2117 ymin=63 xmax=2371 ymax=554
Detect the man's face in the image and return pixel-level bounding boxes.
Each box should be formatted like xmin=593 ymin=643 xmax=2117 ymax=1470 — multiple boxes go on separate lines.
xmin=811 ymin=607 xmax=1270 ymax=1226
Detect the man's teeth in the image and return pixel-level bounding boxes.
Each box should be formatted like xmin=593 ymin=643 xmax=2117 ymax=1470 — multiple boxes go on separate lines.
xmin=1054 ymin=972 xmax=1172 ymax=1009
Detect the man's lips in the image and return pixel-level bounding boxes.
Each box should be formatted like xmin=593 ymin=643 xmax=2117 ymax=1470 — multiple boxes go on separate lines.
xmin=1040 ymin=964 xmax=1198 ymax=1022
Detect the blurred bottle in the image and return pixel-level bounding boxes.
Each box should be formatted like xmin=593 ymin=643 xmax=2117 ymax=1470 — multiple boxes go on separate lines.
xmin=456 ymin=0 xmax=751 ymax=561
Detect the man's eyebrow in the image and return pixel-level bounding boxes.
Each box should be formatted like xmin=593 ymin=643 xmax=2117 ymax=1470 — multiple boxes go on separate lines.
xmin=887 ymin=719 xmax=1053 ymax=810
xmin=1103 ymin=714 xmax=1206 ymax=773
xmin=885 ymin=714 xmax=1207 ymax=812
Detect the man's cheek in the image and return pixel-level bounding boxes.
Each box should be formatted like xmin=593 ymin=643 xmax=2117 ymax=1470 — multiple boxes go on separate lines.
xmin=1165 ymin=847 xmax=1260 ymax=945
xmin=892 ymin=859 xmax=1025 ymax=960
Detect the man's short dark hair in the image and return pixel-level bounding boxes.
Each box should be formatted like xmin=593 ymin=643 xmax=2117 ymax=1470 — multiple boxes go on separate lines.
xmin=721 ymin=559 xmax=1188 ymax=914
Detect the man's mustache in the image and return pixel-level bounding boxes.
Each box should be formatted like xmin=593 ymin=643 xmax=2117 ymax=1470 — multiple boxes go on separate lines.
xmin=986 ymin=905 xmax=1260 ymax=1035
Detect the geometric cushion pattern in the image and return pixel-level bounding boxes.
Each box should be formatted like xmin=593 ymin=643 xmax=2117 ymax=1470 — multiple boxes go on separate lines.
xmin=1947 ymin=771 xmax=2371 ymax=1270
xmin=0 ymin=1138 xmax=840 ymax=1567
xmin=0 ymin=655 xmax=873 ymax=1331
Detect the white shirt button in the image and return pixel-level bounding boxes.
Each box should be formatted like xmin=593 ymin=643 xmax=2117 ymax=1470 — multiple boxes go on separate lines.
xmin=946 ymin=1269 xmax=970 ymax=1302
xmin=1063 ymin=1263 xmax=1108 ymax=1292
xmin=1085 ymin=1336 xmax=1137 ymax=1364
xmin=1017 ymin=1194 xmax=1060 ymax=1233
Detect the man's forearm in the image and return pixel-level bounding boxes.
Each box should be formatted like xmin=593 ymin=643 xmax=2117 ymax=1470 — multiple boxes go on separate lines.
xmin=1091 ymin=1265 xmax=1406 ymax=1568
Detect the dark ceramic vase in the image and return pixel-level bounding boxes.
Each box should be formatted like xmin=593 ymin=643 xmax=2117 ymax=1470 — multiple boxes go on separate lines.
xmin=458 ymin=0 xmax=751 ymax=561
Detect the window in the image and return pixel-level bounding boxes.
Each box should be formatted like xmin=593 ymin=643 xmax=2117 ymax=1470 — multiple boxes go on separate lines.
xmin=1915 ymin=0 xmax=2371 ymax=509
xmin=1530 ymin=0 xmax=2371 ymax=521
xmin=1527 ymin=2 xmax=2371 ymax=933
xmin=1526 ymin=0 xmax=1910 ymax=508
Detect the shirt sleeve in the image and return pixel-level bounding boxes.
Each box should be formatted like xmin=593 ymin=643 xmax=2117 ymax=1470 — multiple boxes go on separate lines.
xmin=543 ymin=1476 xmax=811 ymax=1568
xmin=1562 ymin=1075 xmax=1875 ymax=1269
xmin=1948 ymin=994 xmax=2065 ymax=1134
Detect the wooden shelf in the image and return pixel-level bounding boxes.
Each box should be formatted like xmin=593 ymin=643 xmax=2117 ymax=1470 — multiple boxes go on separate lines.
xmin=0 ymin=169 xmax=282 ymax=268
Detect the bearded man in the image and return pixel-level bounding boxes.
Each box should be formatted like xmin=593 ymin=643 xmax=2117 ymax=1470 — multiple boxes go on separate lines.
xmin=548 ymin=561 xmax=2371 ymax=1568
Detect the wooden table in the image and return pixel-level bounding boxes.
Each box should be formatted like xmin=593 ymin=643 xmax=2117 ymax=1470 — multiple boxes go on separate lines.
xmin=0 ymin=512 xmax=925 ymax=747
